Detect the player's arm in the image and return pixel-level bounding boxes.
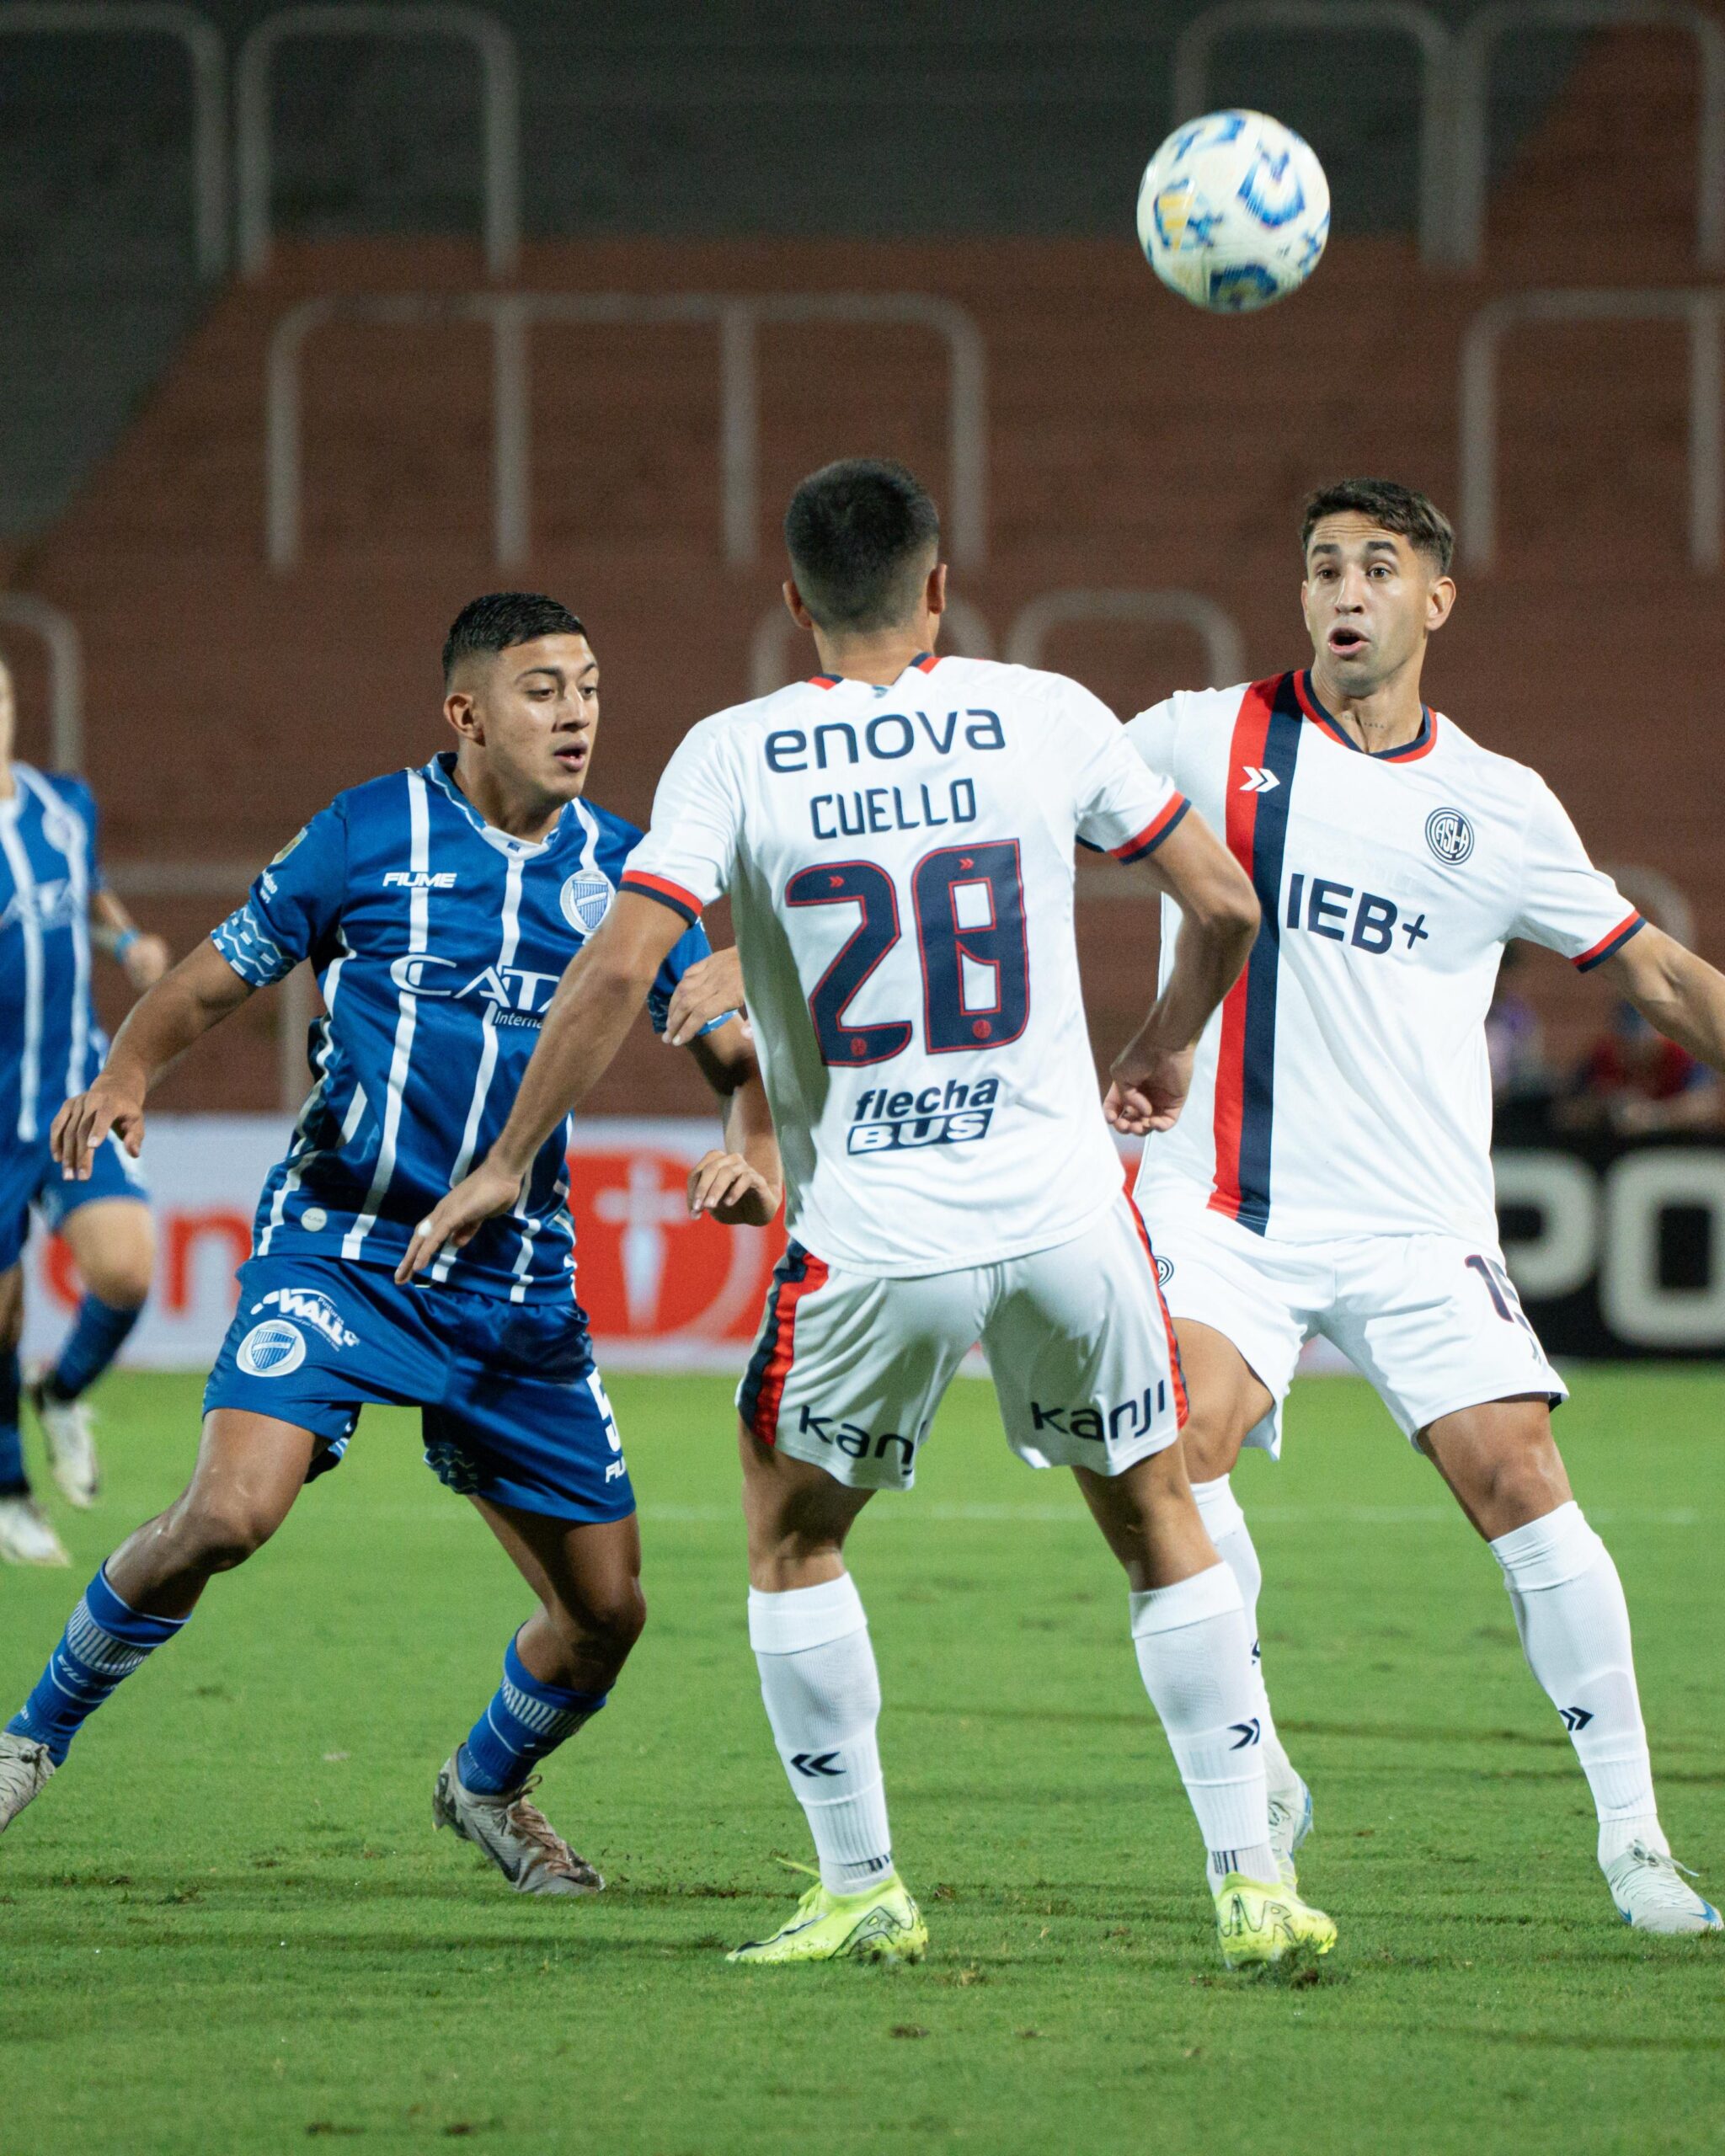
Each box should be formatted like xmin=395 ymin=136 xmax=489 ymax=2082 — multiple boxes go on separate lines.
xmin=663 ymin=945 xmax=745 ymax=1048
xmin=91 ymin=886 xmax=171 ymax=990
xmin=1104 ymin=810 xmax=1260 ymax=1137
xmin=51 ymin=939 xmax=254 ymax=1177
xmin=684 ymin=1018 xmax=783 ymax=1227
xmin=398 ymin=892 xmax=688 ymax=1280
xmin=1596 ymin=925 xmax=1725 ymax=1088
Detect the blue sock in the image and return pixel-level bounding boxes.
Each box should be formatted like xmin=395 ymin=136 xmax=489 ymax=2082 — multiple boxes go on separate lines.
xmin=457 ymin=1633 xmax=607 ymax=1796
xmin=7 ymin=1566 xmax=188 ymax=1764
xmin=0 ymin=1348 xmax=24 ymax=1493
xmin=45 ymin=1294 xmax=142 ymax=1403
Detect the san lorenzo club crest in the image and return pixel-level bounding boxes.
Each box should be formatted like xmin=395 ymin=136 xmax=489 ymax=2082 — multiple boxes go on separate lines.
xmin=560 ymin=869 xmax=616 ymax=935
xmin=1425 ymin=808 xmax=1474 ymax=866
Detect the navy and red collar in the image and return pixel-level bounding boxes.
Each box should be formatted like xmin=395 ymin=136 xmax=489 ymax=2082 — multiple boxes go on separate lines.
xmin=807 ymin=651 xmax=940 ymax=690
xmin=1293 ymin=670 xmax=1437 ymax=763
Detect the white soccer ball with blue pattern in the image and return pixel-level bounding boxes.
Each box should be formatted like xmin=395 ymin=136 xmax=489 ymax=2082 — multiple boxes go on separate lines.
xmin=1137 ymin=109 xmax=1329 ymax=312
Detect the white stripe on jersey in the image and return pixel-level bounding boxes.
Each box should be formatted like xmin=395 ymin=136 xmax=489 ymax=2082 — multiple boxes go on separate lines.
xmin=344 ymin=771 xmax=430 ymax=1262
xmin=430 ymin=850 xmax=526 ymax=1284
xmin=259 ymin=937 xmax=350 ymax=1257
xmin=0 ymin=802 xmax=44 ymax=1142
xmin=19 ymin=771 xmax=95 ymax=1102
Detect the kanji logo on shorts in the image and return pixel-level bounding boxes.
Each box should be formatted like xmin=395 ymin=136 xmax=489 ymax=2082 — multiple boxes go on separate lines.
xmin=236 ymin=1321 xmax=307 ymax=1377
xmin=1029 ymin=1382 xmax=1172 ymax=1443
xmin=796 ymin=1403 xmax=920 ymax=1471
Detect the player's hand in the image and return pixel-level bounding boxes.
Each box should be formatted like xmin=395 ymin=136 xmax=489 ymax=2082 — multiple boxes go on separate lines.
xmin=1105 ymin=1038 xmax=1195 ymax=1136
xmin=665 ymin=947 xmax=746 ymax=1048
xmin=121 ymin=932 xmax=172 ymax=991
xmin=686 ymin=1148 xmax=780 ymax=1227
xmin=51 ymin=1067 xmax=147 ymax=1178
xmin=395 ymin=1157 xmax=524 ymax=1283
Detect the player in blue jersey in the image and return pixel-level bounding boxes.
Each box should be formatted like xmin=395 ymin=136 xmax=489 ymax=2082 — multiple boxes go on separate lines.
xmin=0 ymin=595 xmax=780 ymax=1894
xmin=0 ymin=652 xmax=169 ymax=1566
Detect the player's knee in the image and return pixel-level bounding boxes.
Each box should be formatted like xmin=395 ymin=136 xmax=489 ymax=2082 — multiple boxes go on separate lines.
xmin=83 ymin=1254 xmax=152 ymax=1310
xmin=171 ymin=1488 xmax=281 ymax=1572
xmin=551 ymin=1575 xmax=647 ymax=1663
xmin=1178 ymin=1397 xmax=1240 ymax=1482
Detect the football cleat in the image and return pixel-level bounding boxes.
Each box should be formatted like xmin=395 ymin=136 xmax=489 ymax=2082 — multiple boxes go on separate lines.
xmin=0 ymin=1731 xmax=56 ymax=1833
xmin=0 ymin=1493 xmax=71 ymax=1566
xmin=1267 ymin=1769 xmax=1313 ymax=1891
xmin=1213 ymin=1872 xmax=1338 ymax=1969
xmin=727 ymin=1871 xmax=928 ymax=1966
xmin=29 ymin=1374 xmax=100 ymax=1509
xmin=1606 ymin=1841 xmax=1722 ymax=1935
xmin=432 ymin=1756 xmax=603 ymax=1896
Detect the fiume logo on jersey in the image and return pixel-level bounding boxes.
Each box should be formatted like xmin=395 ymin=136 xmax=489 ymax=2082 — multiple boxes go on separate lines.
xmin=236 ymin=1320 xmax=307 ymax=1378
xmin=1425 ymin=808 xmax=1475 ymax=866
xmin=560 ymin=868 xmax=616 ymax=936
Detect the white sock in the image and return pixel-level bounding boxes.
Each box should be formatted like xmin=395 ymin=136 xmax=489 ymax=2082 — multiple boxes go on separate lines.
xmin=1490 ymin=1502 xmax=1664 ymax=1867
xmin=1190 ymin=1474 xmax=1296 ymax=1791
xmin=1130 ymin=1561 xmax=1277 ymax=1887
xmin=748 ymin=1574 xmax=895 ymax=1897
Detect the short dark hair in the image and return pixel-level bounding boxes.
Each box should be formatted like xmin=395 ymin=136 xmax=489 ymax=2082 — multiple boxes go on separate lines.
xmin=442 ymin=592 xmax=586 ymax=683
xmin=783 ymin=459 xmax=941 ymax=632
xmin=1300 ymin=479 xmax=1455 ymax=574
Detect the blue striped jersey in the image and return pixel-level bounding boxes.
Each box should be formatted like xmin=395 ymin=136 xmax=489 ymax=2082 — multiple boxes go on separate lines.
xmin=212 ymin=753 xmax=719 ymax=1302
xmin=0 ymin=766 xmax=105 ymax=1147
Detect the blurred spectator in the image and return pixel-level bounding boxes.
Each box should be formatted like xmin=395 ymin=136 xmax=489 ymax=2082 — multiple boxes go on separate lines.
xmin=1563 ymin=1001 xmax=1724 ymax=1134
xmin=1487 ymin=946 xmax=1552 ymax=1104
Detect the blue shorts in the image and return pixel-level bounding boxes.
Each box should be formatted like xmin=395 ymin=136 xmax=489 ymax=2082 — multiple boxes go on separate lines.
xmin=204 ymin=1255 xmax=635 ymax=1524
xmin=0 ymin=1131 xmax=150 ymax=1274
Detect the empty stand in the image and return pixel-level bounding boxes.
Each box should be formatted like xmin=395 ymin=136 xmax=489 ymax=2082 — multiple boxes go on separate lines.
xmin=2 ymin=14 xmax=1719 ymax=1115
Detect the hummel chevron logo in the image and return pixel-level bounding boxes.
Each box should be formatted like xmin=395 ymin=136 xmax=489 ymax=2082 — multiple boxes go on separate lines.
xmin=1238 ymin=766 xmax=1280 ymax=793
xmin=791 ymin=1750 xmax=843 ymax=1778
xmin=1228 ymin=1718 xmax=1262 ymax=1750
xmin=1559 ymin=1706 xmax=1594 ymax=1732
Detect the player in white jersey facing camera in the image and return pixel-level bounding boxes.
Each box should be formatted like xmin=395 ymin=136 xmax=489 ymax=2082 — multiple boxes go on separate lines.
xmin=1125 ymin=478 xmax=1725 ymax=1933
xmin=403 ymin=458 xmax=1339 ymax=1970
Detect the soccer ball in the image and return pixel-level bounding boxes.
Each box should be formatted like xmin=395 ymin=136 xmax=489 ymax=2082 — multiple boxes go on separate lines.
xmin=1136 ymin=109 xmax=1329 ymax=312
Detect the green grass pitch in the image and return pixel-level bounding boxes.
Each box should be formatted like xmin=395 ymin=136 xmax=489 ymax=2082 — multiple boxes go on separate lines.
xmin=1 ymin=1368 xmax=1720 ymax=2153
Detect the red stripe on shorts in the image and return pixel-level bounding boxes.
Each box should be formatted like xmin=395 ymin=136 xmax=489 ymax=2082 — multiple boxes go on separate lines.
xmin=748 ymin=1251 xmax=829 ymax=1444
xmin=1126 ymin=1194 xmax=1188 ymax=1429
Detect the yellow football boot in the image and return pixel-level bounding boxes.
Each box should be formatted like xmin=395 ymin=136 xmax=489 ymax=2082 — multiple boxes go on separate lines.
xmin=1213 ymin=1872 xmax=1338 ymax=1969
xmin=727 ymin=1872 xmax=929 ymax=1966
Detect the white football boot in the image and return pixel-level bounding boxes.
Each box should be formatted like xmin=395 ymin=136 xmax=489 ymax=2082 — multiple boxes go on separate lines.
xmin=0 ymin=1493 xmax=70 ymax=1566
xmin=1605 ymin=1840 xmax=1722 ymax=1935
xmin=0 ymin=1731 xmax=56 ymax=1832
xmin=432 ymin=1755 xmax=603 ymax=1896
xmin=29 ymin=1373 xmax=100 ymax=1508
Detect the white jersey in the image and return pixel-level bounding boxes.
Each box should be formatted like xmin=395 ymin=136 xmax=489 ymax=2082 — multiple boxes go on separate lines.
xmin=1125 ymin=670 xmax=1642 ymax=1246
xmin=623 ymin=652 xmax=1187 ymax=1275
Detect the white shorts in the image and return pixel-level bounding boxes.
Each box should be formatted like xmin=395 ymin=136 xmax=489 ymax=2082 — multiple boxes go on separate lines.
xmin=1136 ymin=1182 xmax=1567 ymax=1455
xmin=736 ymin=1194 xmax=1187 ymax=1492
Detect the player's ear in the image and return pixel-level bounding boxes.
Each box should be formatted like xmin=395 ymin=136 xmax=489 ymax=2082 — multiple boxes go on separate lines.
xmin=782 ymin=578 xmax=816 ymax=632
xmin=443 ymin=688 xmax=481 ymax=744
xmin=926 ymin=560 xmax=948 ymax=621
xmin=1426 ymin=574 xmax=1457 ymax=634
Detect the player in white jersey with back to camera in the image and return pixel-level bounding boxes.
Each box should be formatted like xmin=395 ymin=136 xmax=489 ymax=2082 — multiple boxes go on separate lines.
xmin=403 ymin=458 xmax=1340 ymax=1971
xmin=1125 ymin=477 xmax=1725 ymax=1933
